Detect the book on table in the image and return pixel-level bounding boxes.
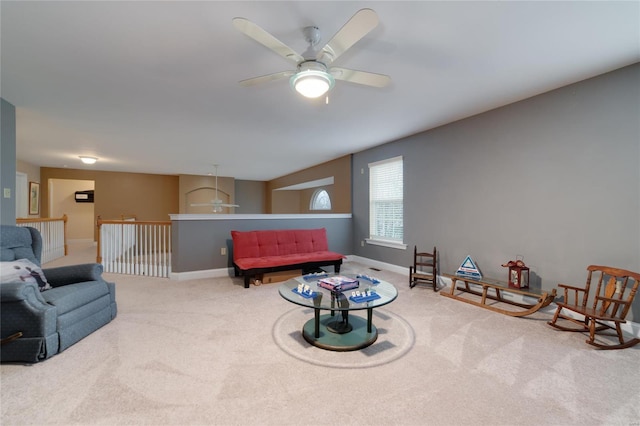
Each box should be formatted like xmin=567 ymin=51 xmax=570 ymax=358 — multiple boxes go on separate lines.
xmin=317 ymin=276 xmax=359 ymax=292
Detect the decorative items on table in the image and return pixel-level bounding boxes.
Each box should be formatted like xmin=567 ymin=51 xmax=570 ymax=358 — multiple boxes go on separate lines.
xmin=502 ymin=257 xmax=529 ymax=289
xmin=303 ymin=271 xmax=329 ymax=281
xmin=317 ymin=275 xmax=359 ymax=292
xmin=456 ymin=255 xmax=482 ymax=279
xmin=356 ymin=274 xmax=380 ymax=284
xmin=293 ymin=283 xmax=317 ymax=298
xmin=349 ymin=289 xmax=381 ymax=303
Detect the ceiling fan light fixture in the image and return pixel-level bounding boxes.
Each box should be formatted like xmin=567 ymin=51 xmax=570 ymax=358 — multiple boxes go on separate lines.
xmin=79 ymin=156 xmax=98 ymax=164
xmin=290 ymin=61 xmax=335 ymax=98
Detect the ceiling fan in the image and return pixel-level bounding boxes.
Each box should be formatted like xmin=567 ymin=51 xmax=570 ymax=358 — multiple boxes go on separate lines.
xmin=190 ymin=165 xmax=239 ymax=213
xmin=232 ymin=8 xmax=391 ymax=98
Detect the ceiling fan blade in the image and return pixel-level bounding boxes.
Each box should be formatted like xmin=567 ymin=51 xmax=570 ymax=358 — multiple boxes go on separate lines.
xmin=317 ymin=8 xmax=379 ymax=65
xmin=220 ymin=204 xmax=240 ymax=208
xmin=331 ymin=67 xmax=391 ymax=88
xmin=239 ymin=70 xmax=294 ymax=87
xmin=190 ymin=203 xmax=215 ymax=207
xmin=233 ymin=17 xmax=304 ymax=64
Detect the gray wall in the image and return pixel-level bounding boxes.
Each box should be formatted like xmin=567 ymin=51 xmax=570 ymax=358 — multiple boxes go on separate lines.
xmin=172 ymin=216 xmax=353 ymax=273
xmin=0 ymin=98 xmax=17 ymax=225
xmin=235 ymin=180 xmax=267 ymax=214
xmin=353 ymin=63 xmax=640 ymax=318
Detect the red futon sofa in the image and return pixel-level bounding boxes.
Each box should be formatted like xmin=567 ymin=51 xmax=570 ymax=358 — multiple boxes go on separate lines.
xmin=231 ymin=228 xmax=345 ymax=288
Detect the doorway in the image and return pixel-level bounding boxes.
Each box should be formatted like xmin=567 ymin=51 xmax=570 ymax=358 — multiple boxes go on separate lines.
xmin=49 ymin=179 xmax=95 ymax=241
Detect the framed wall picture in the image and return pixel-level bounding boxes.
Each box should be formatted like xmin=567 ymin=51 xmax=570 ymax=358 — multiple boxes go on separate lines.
xmin=29 ymin=181 xmax=40 ymax=215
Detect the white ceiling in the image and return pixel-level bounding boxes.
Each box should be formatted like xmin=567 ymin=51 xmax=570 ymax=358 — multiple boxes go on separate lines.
xmin=2 ymin=1 xmax=639 ymax=181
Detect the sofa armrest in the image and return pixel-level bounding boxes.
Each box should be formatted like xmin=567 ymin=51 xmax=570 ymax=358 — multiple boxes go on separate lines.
xmin=43 ymin=263 xmax=105 ymax=287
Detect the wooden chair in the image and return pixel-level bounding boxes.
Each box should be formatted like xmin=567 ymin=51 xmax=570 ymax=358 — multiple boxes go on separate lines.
xmin=409 ymin=246 xmax=437 ymax=291
xmin=547 ymin=265 xmax=640 ymax=350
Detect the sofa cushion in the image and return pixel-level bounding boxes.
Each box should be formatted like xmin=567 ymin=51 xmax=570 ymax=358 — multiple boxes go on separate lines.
xmin=234 ymin=251 xmax=344 ymax=270
xmin=41 ymin=281 xmax=110 ymax=316
xmin=232 ymin=229 xmax=331 ymax=260
xmin=1 ymin=259 xmax=52 ymax=292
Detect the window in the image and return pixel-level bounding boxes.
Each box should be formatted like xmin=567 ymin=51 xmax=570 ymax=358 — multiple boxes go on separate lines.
xmin=367 ymin=156 xmax=406 ymax=249
xmin=310 ymin=188 xmax=332 ymax=210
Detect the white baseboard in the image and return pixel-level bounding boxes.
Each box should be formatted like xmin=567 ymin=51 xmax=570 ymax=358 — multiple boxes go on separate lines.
xmin=169 ymin=267 xmax=233 ymax=281
xmin=169 ymin=256 xmax=403 ymax=282
xmin=346 ymin=255 xmax=409 ymax=275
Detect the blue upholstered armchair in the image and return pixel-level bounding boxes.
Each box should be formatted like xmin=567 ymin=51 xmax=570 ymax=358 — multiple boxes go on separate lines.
xmin=1 ymin=225 xmax=117 ymax=363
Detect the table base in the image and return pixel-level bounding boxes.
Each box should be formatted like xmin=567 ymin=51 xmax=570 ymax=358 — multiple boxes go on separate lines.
xmin=302 ymin=313 xmax=377 ymax=351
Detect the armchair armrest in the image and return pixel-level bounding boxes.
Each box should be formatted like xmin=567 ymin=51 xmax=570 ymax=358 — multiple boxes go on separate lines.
xmin=557 ymin=283 xmax=589 ymax=306
xmin=557 ymin=283 xmax=587 ymax=292
xmin=1 ymin=282 xmax=57 ymax=338
xmin=0 ymin=281 xmax=48 ymax=304
xmin=43 ymin=263 xmax=105 ymax=287
xmin=594 ymin=295 xmax=630 ymax=318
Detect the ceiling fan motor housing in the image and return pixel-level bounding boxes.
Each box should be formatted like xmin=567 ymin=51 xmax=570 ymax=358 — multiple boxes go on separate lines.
xmin=303 ymin=26 xmax=321 ymax=47
xmin=297 ymin=60 xmax=328 ymax=74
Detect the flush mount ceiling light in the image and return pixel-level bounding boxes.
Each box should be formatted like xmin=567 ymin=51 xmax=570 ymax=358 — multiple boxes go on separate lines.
xmin=79 ymin=156 xmax=98 ymax=165
xmin=290 ymin=61 xmax=335 ymax=98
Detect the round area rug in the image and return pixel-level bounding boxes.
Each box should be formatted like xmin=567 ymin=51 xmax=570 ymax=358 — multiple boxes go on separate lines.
xmin=272 ymin=307 xmax=415 ymax=369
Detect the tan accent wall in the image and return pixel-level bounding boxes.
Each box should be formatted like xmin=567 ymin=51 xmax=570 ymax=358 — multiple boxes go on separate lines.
xmin=266 ymin=155 xmax=351 ymax=213
xmin=178 ymin=174 xmax=236 ymax=214
xmin=49 ymin=179 xmax=95 ymax=240
xmin=35 ymin=156 xmax=348 ymax=233
xmin=271 ymin=190 xmax=301 ymax=214
xmin=40 ymin=168 xmax=179 ymax=239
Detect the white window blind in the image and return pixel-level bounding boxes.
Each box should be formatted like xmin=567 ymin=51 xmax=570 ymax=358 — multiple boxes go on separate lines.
xmin=369 ymin=156 xmax=404 ymax=246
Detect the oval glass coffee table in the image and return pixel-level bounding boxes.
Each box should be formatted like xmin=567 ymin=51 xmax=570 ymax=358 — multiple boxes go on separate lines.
xmin=278 ymin=274 xmax=398 ymax=351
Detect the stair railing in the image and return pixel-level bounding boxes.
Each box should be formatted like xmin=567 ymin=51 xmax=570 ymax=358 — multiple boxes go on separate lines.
xmin=16 ymin=215 xmax=68 ymax=264
xmin=97 ymin=216 xmax=172 ymax=278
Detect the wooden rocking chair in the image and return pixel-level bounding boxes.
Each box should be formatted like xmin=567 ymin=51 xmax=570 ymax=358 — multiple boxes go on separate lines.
xmin=409 ymin=246 xmax=438 ymax=291
xmin=547 ymin=265 xmax=640 ymax=350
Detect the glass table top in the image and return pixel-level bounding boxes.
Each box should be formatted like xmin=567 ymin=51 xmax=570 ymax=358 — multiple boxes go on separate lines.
xmin=278 ymin=273 xmax=398 ymax=311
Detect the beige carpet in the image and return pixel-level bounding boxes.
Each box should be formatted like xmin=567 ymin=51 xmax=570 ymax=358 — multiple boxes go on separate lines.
xmin=1 ymin=243 xmax=639 ymax=425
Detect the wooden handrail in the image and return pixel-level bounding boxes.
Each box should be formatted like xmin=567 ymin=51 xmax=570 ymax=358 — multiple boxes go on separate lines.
xmin=98 ymin=219 xmax=171 ymax=225
xmin=17 ymin=214 xmax=68 ymax=224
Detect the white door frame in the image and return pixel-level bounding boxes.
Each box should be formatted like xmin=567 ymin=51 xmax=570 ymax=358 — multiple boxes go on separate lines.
xmin=15 ymin=172 xmax=28 ymax=218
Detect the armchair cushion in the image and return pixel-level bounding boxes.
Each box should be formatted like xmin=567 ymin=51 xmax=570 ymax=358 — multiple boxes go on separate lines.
xmin=0 ymin=226 xmax=41 ymax=264
xmin=0 ymin=259 xmax=52 ymax=291
xmin=42 ymin=281 xmax=110 ymax=316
